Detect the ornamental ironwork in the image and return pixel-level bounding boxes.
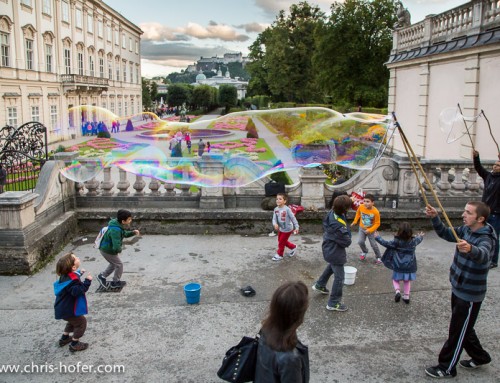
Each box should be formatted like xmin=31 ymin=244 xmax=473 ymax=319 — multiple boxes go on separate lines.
xmin=0 ymin=122 xmax=48 ymax=192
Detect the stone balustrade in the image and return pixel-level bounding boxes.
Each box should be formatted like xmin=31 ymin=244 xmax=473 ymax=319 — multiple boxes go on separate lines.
xmin=392 ymin=0 xmax=500 ymax=54
xmin=1 ymin=152 xmax=492 ymax=274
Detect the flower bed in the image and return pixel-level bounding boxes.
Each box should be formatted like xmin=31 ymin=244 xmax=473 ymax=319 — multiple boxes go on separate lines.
xmin=66 ymin=138 xmax=144 ymax=157
xmin=211 ymin=116 xmax=249 ymax=131
xmin=211 ymin=138 xmax=267 ymax=153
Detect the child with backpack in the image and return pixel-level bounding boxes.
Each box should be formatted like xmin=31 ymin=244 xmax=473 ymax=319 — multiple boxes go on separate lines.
xmin=54 ymin=253 xmax=92 ymax=352
xmin=97 ymin=209 xmax=140 ymax=289
xmin=271 ymin=193 xmax=299 ymax=261
xmin=374 ymin=222 xmax=424 ymax=304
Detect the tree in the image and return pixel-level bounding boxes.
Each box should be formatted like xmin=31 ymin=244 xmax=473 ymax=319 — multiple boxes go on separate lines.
xmin=167 ymin=84 xmax=192 ymax=108
xmin=313 ymin=0 xmax=397 ymax=107
xmin=218 ymin=85 xmax=237 ymax=113
xmin=150 ymin=81 xmax=158 ymax=103
xmin=192 ymin=85 xmax=214 ymax=112
xmin=247 ymin=2 xmax=325 ymax=103
xmin=142 ymin=78 xmax=152 ymax=110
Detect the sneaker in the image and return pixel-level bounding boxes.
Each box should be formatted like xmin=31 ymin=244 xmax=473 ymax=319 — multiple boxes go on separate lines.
xmin=58 ymin=337 xmax=71 ymax=347
xmin=359 ymin=252 xmax=367 ymax=261
xmin=326 ymin=303 xmax=348 ymax=312
xmin=110 ymin=280 xmax=127 ymax=288
xmin=459 ymin=359 xmax=488 ymax=369
xmin=375 ymin=258 xmax=382 ymax=265
xmin=97 ymin=273 xmax=107 ymax=288
xmin=312 ymin=284 xmax=329 ymax=295
xmin=490 ymin=263 xmax=498 ymax=269
xmin=403 ymin=295 xmax=410 ymax=304
xmin=424 ymin=366 xmax=456 ymax=378
xmin=69 ymin=341 xmax=89 ymax=352
xmin=271 ymin=254 xmax=283 ymax=261
xmin=288 ymin=246 xmax=298 ymax=257
xmin=395 ymin=291 xmax=401 ymax=302
xmin=268 ymin=231 xmax=277 ymax=237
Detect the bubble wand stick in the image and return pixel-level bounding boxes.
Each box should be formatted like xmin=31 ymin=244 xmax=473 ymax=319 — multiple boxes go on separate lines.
xmin=480 ymin=109 xmax=500 ymax=154
xmin=457 ymin=103 xmax=476 ymax=151
xmin=391 ymin=112 xmax=460 ymax=243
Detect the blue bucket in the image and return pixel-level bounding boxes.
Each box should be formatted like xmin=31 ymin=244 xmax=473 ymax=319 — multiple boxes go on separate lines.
xmin=184 ymin=283 xmax=201 ymax=304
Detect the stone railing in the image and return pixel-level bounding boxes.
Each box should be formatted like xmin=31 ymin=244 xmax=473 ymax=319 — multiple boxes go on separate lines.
xmin=392 ymin=0 xmax=500 ymax=53
xmin=0 ymin=152 xmax=491 ymax=274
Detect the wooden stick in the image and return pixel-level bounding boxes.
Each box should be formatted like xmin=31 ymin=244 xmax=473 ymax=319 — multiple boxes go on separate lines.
xmin=457 ymin=103 xmax=476 ymax=151
xmin=480 ymin=109 xmax=500 ymax=153
xmin=391 ymin=112 xmax=460 ymax=242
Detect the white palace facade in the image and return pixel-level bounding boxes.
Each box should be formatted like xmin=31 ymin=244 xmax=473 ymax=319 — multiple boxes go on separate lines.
xmin=0 ymin=0 xmax=142 ymax=143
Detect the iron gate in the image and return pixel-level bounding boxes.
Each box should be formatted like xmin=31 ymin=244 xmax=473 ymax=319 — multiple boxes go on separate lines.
xmin=0 ymin=122 xmax=48 ymax=192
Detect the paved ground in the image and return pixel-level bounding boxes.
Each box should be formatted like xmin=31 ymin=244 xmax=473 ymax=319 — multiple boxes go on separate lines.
xmin=0 ymin=229 xmax=499 ymax=382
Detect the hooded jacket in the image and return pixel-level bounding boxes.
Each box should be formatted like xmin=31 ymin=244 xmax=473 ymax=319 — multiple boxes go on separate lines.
xmin=54 ymin=271 xmax=91 ymax=319
xmin=431 ymin=216 xmax=496 ymax=302
xmin=474 ymin=155 xmax=500 ymax=213
xmin=99 ymin=218 xmax=136 ymax=255
xmin=322 ymin=210 xmax=352 ymax=265
xmin=375 ymin=235 xmax=423 ymax=273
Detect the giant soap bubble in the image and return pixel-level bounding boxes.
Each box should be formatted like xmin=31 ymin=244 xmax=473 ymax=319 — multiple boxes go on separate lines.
xmin=59 ymin=107 xmax=394 ymax=187
xmin=439 ymin=107 xmax=479 ymax=144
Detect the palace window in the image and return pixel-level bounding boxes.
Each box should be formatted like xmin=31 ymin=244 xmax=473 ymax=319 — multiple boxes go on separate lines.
xmin=50 ymin=105 xmax=58 ymax=130
xmin=31 ymin=106 xmax=40 ymax=122
xmin=98 ymin=21 xmax=103 ymax=38
xmin=75 ymin=9 xmax=82 ymax=29
xmin=7 ymin=107 xmax=18 ymax=128
xmin=108 ymin=62 xmax=112 ymax=80
xmin=61 ymin=1 xmax=69 ymax=23
xmin=106 ymin=25 xmax=111 ymax=42
xmin=130 ymin=63 xmax=134 ymax=83
xmin=78 ymin=52 xmax=83 ymax=75
xmin=89 ymin=56 xmax=94 ymax=76
xmin=122 ymin=33 xmax=126 ymax=49
xmin=122 ymin=62 xmax=126 ymax=82
xmin=64 ymin=48 xmax=71 ymax=74
xmin=99 ymin=58 xmax=104 ymax=78
xmin=1 ymin=32 xmax=10 ymax=67
xmin=45 ymin=44 xmax=53 ymax=72
xmin=114 ymin=30 xmax=119 ymax=45
xmin=25 ymin=39 xmax=34 ymax=70
xmin=87 ymin=13 xmax=93 ymax=34
xmin=42 ymin=0 xmax=51 ymax=15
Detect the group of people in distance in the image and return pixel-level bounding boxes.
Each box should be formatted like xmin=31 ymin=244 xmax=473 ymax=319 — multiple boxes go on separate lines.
xmin=52 ymin=151 xmax=499 ymax=381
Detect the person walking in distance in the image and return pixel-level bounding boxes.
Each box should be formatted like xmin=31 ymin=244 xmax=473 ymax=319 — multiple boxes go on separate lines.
xmin=424 ymin=202 xmax=495 ymax=379
xmin=473 ymin=150 xmax=500 ymax=268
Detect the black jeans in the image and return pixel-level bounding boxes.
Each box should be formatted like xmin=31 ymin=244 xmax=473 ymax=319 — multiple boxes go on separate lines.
xmin=438 ymin=293 xmax=491 ymax=374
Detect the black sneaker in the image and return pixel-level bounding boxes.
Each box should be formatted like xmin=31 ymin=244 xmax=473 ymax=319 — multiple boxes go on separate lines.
xmin=459 ymin=359 xmax=488 ymax=369
xmin=110 ymin=281 xmax=127 ymax=288
xmin=97 ymin=273 xmax=107 ymax=288
xmin=58 ymin=337 xmax=71 ymax=347
xmin=403 ymin=297 xmax=410 ymax=304
xmin=490 ymin=263 xmax=498 ymax=269
xmin=395 ymin=292 xmax=401 ymax=302
xmin=312 ymin=283 xmax=329 ymax=295
xmin=425 ymin=366 xmax=456 ymax=378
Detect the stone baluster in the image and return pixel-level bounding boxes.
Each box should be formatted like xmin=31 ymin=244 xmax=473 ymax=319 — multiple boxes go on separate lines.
xmin=437 ymin=165 xmax=451 ymax=194
xmin=148 ymin=178 xmax=161 ymax=196
xmin=100 ymin=167 xmax=114 ymax=196
xmin=133 ymin=175 xmax=146 ymax=196
xmin=165 ymin=183 xmax=176 ymax=196
xmin=450 ymin=166 xmax=466 ymax=195
xmin=83 ymin=161 xmax=100 ymax=196
xmin=466 ymin=168 xmax=481 ymax=195
xmin=116 ymin=169 xmax=130 ymax=196
xmin=75 ymin=182 xmax=85 ymax=195
xmin=180 ymin=183 xmax=191 ymax=196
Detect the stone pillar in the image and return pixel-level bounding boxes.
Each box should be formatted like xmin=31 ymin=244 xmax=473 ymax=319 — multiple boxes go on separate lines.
xmin=0 ymin=192 xmax=38 ymax=231
xmin=199 ymin=154 xmax=225 ymax=209
xmin=299 ymin=167 xmax=327 ymax=209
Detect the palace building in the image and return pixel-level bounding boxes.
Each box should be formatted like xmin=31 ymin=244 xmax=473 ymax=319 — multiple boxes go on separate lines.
xmin=0 ymin=0 xmax=143 ymax=143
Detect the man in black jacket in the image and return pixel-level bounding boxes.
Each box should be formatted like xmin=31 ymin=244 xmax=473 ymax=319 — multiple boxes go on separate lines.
xmin=473 ymin=150 xmax=500 ymax=268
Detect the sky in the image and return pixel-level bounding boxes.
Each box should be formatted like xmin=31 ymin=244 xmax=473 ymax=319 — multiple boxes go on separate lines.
xmin=103 ymin=0 xmax=468 ymax=78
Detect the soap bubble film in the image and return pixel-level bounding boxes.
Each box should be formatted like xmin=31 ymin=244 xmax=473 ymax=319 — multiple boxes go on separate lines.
xmin=59 ymin=107 xmax=394 ymax=187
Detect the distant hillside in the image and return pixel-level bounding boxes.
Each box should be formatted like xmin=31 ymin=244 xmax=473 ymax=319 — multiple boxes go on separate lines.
xmin=165 ymin=62 xmax=250 ymax=84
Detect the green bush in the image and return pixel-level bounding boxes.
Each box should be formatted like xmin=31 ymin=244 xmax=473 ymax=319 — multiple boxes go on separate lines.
xmin=270 ymin=171 xmax=292 ymax=185
xmin=97 ymin=131 xmax=111 ymax=138
xmin=55 ymin=145 xmax=66 ymax=153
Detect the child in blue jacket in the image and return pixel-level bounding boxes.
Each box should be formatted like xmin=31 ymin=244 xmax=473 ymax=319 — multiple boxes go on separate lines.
xmin=374 ymin=222 xmax=424 ymax=304
xmin=54 ymin=253 xmax=92 ymax=352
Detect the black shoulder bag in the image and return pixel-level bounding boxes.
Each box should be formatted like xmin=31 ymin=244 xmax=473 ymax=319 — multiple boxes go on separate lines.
xmin=217 ymin=334 xmax=260 ymax=382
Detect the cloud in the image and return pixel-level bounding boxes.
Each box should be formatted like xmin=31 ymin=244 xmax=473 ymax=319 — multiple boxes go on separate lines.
xmin=254 ymin=0 xmax=332 ymax=15
xmin=235 ymin=22 xmax=269 ymax=33
xmin=140 ymin=21 xmax=249 ymax=43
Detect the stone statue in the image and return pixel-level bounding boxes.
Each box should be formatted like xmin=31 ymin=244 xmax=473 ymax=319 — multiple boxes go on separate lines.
xmin=395 ymin=1 xmax=411 ymax=29
xmin=179 ymin=102 xmax=187 ymax=122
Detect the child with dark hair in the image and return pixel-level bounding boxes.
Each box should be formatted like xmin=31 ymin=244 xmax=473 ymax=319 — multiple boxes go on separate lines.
xmin=54 ymin=253 xmax=92 ymax=352
xmin=312 ymin=194 xmax=352 ymax=312
xmin=97 ymin=209 xmax=140 ymax=289
xmin=351 ymin=193 xmax=382 ymax=264
xmin=255 ymin=281 xmax=309 ymax=382
xmin=374 ymin=222 xmax=424 ymax=304
xmin=272 ymin=193 xmax=299 ymax=261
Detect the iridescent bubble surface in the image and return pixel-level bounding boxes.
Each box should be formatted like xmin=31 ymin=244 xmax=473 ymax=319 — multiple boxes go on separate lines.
xmin=59 ymin=107 xmax=394 ymax=187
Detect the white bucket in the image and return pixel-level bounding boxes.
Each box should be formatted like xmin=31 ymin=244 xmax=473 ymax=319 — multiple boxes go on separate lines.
xmin=344 ymin=266 xmax=357 ymax=285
